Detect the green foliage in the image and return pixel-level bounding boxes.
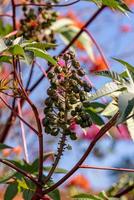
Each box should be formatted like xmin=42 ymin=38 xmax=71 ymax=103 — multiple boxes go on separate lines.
xmin=48 ymin=189 xmax=61 ymax=200
xmin=0 ymin=143 xmax=12 ymax=150
xmin=117 ymin=92 xmax=134 ymax=124
xmin=4 ymin=183 xmax=18 ymax=200
xmin=0 ymin=37 xmax=57 ymax=65
xmin=72 ymin=192 xmax=118 ymax=200
xmin=0 ymin=20 xmax=12 ymax=37
xmin=86 ymin=0 xmax=131 ymax=13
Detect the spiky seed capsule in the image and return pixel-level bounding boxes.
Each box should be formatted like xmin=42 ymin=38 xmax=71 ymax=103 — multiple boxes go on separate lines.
xmin=84 ymin=86 xmax=92 ymax=92
xmin=71 ymin=110 xmax=77 ymax=117
xmin=44 ymin=97 xmax=53 ymax=107
xmin=42 ymin=118 xmax=49 ymax=126
xmin=83 ymin=101 xmax=91 ymax=107
xmin=77 ymin=69 xmax=85 ymax=77
xmin=70 ymin=132 xmax=77 ymax=140
xmin=42 ymin=51 xmax=92 ymax=139
xmin=47 ymin=72 xmax=55 ymax=79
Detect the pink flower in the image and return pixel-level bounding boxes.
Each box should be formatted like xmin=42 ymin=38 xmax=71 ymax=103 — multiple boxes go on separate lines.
xmin=82 ymin=124 xmax=100 ymax=140
xmin=116 ymin=124 xmax=131 ymax=140
xmin=57 ymin=59 xmax=65 ymax=67
xmin=70 ymin=121 xmax=78 ymax=131
xmin=120 ymin=25 xmax=132 ymax=33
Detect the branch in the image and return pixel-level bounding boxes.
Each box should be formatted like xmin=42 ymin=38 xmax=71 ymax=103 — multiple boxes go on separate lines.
xmin=60 ymin=6 xmax=106 ymax=55
xmin=25 ymin=61 xmax=35 ymax=91
xmin=14 ymin=60 xmax=43 ymax=182
xmin=113 ymin=184 xmax=134 ymax=198
xmin=0 ymin=96 xmax=39 ymax=135
xmin=80 ymin=165 xmax=134 ymax=173
xmin=17 ymin=101 xmax=29 ymax=163
xmin=44 ymin=134 xmax=66 ymax=184
xmin=0 ymin=159 xmax=41 ymax=186
xmin=43 ymin=112 xmax=119 ymax=194
xmin=11 ymin=0 xmax=16 ymax=30
xmin=84 ymin=29 xmax=109 ymax=69
xmin=0 ymin=14 xmax=13 ymax=18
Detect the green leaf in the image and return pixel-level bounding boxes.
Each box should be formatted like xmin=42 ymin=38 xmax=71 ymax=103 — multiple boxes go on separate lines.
xmin=117 ymin=92 xmax=134 ymax=124
xmin=84 ymin=0 xmax=131 ymax=13
xmin=87 ymin=102 xmax=106 ymax=113
xmin=101 ymin=100 xmax=118 ymax=117
xmin=85 ymin=109 xmax=104 ymax=125
xmin=0 ymin=171 xmax=15 ymax=184
xmin=23 ymin=190 xmax=34 ymax=200
xmin=25 ymin=47 xmax=57 ymax=65
xmin=22 ymin=41 xmax=57 ymax=50
xmin=44 ymin=166 xmax=68 ymax=174
xmin=32 ymin=152 xmax=54 ymax=173
xmin=95 ymin=70 xmax=126 ymax=84
xmin=4 ymin=183 xmax=18 ymax=200
xmin=113 ymin=58 xmax=134 ymax=82
xmin=126 ymin=117 xmax=134 ymax=140
xmin=17 ymin=178 xmax=29 ymax=191
xmin=0 ymin=20 xmax=12 ymax=37
xmin=88 ymin=82 xmax=125 ymax=101
xmin=0 ymin=38 xmax=7 ymax=53
xmin=0 ymin=143 xmax=12 ymax=150
xmin=72 ymin=193 xmax=102 ymax=200
xmin=48 ymin=189 xmax=61 ymax=200
xmin=13 ymin=37 xmax=23 ymax=45
xmin=99 ymin=191 xmax=118 ymax=200
xmin=0 ymin=55 xmax=11 ymax=63
xmin=9 ymin=44 xmax=25 ymax=56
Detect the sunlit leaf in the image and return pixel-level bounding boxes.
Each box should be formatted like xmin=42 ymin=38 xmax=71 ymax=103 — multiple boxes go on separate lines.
xmin=25 ymin=47 xmax=57 ymax=65
xmin=117 ymin=92 xmax=134 ymax=124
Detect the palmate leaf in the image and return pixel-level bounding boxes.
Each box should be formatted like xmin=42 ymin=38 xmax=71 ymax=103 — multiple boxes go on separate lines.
xmin=0 ymin=38 xmax=7 ymax=53
xmin=95 ymin=70 xmax=127 ymax=84
xmin=113 ymin=58 xmax=134 ymax=83
xmin=101 ymin=100 xmax=118 ymax=117
xmin=117 ymin=92 xmax=134 ymax=124
xmin=84 ymin=0 xmax=131 ymax=13
xmin=0 ymin=171 xmax=15 ymax=184
xmin=88 ymin=82 xmax=125 ymax=101
xmin=23 ymin=190 xmax=34 ymax=200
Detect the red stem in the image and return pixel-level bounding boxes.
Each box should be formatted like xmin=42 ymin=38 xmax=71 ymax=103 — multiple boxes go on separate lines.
xmin=84 ymin=29 xmax=110 ymax=69
xmin=0 ymin=159 xmax=41 ymax=186
xmin=60 ymin=6 xmax=106 ymax=55
xmin=80 ymin=165 xmax=134 ymax=173
xmin=0 ymin=96 xmax=39 ymax=135
xmin=0 ymin=14 xmax=13 ymax=18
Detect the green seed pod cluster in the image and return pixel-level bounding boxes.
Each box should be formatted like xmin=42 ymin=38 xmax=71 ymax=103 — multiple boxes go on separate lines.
xmin=42 ymin=51 xmax=92 ymax=140
xmin=18 ymin=0 xmax=59 ymax=44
